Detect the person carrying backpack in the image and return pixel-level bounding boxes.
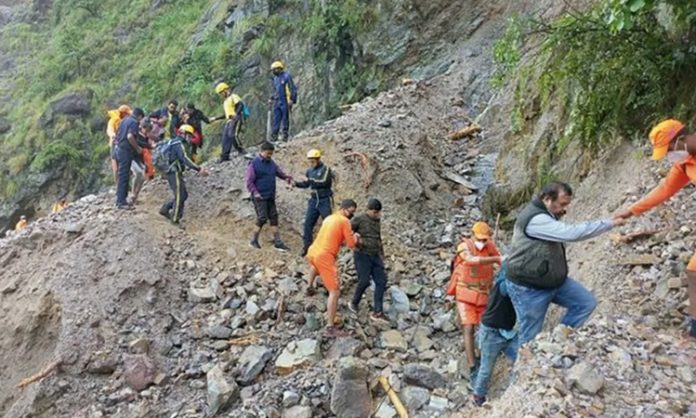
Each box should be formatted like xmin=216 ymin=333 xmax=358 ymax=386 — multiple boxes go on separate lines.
xmin=447 ymin=222 xmax=502 ymax=381
xmin=211 ymin=82 xmax=247 ymax=162
xmin=156 ymin=124 xmax=209 ymax=224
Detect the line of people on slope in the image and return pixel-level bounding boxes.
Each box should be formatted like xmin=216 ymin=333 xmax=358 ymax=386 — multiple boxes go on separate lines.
xmin=448 ymin=118 xmax=696 ymax=406
xmin=13 ymin=197 xmax=68 ymax=232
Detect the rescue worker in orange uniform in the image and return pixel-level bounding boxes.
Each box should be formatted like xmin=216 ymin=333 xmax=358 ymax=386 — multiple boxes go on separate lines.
xmin=306 ymin=199 xmax=359 ymax=337
xmin=615 ymin=119 xmax=696 ymax=339
xmin=15 ymin=215 xmax=27 ymax=231
xmin=448 ymin=222 xmax=502 ymax=378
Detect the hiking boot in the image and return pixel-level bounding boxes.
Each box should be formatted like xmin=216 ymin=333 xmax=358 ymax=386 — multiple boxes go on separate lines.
xmin=117 ymin=204 xmax=134 ymax=211
xmin=249 ymin=239 xmax=261 ymax=249
xmin=159 ymin=208 xmax=171 ymax=219
xmin=323 ymin=326 xmax=351 ymax=338
xmin=348 ymin=302 xmax=359 ymax=315
xmin=369 ymin=311 xmax=389 ymax=324
xmin=472 ymin=395 xmax=486 ymax=407
xmin=273 ymin=240 xmax=290 ymax=252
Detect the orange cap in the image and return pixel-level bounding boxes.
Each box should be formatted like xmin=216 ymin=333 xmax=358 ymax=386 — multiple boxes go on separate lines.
xmin=472 ymin=222 xmax=492 ymax=240
xmin=649 ymin=119 xmax=684 ymax=160
xmin=118 ymin=105 xmax=132 ymax=116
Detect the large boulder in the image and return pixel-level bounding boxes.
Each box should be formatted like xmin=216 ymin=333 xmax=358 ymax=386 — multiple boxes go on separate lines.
xmin=237 ymin=345 xmax=273 ymax=386
xmin=403 ymin=363 xmax=447 ymax=390
xmin=330 ymin=357 xmax=372 ymax=418
xmin=275 ymin=339 xmax=321 ymax=375
xmin=40 ymin=90 xmax=93 ymax=127
xmin=207 ymin=364 xmax=239 ymax=415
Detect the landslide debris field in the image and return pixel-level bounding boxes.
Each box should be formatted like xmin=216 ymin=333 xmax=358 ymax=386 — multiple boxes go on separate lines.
xmin=2 ymin=70 xmax=695 ymax=418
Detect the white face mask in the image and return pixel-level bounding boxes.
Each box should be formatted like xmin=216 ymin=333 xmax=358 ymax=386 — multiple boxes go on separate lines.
xmin=667 ymin=150 xmax=690 ymax=164
xmin=474 ymin=241 xmax=486 ymax=251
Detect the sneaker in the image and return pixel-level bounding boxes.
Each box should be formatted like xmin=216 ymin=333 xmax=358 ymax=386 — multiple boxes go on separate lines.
xmin=473 ymin=395 xmax=486 ymax=407
xmin=159 ymin=208 xmax=171 ymax=219
xmin=369 ymin=311 xmax=389 ymax=324
xmin=348 ymin=302 xmax=359 ymax=315
xmin=249 ymin=239 xmax=261 ymax=249
xmin=273 ymin=240 xmax=290 ymax=252
xmin=117 ymin=204 xmax=134 ymax=211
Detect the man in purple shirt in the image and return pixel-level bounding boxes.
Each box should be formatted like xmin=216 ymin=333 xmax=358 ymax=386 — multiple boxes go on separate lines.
xmin=245 ymin=141 xmax=293 ymax=251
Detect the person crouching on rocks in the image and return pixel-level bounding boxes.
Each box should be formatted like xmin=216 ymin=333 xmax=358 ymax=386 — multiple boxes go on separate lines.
xmin=447 ymin=221 xmax=502 ymax=381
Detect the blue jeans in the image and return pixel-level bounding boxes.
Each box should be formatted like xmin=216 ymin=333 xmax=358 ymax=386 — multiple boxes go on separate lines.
xmin=116 ymin=145 xmax=134 ymax=206
xmin=351 ymin=252 xmax=387 ymax=313
xmin=303 ymin=196 xmax=332 ymax=250
xmin=473 ymin=325 xmax=517 ymax=397
xmin=506 ymin=277 xmax=597 ymax=347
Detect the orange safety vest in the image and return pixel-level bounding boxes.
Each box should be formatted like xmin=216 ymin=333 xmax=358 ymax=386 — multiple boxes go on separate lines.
xmin=448 ymin=239 xmax=498 ymax=306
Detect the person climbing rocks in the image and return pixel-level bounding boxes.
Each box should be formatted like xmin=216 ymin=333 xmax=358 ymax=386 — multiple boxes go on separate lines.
xmin=269 ymin=61 xmax=297 ymax=142
xmin=155 ymin=99 xmax=181 ymax=140
xmin=447 ymin=221 xmax=502 ymax=380
xmin=212 ymin=82 xmax=245 ymax=162
xmin=115 ymin=107 xmax=145 ymax=210
xmin=158 ymin=124 xmax=209 ymax=224
xmin=472 ymin=275 xmax=518 ymax=407
xmin=505 ymin=181 xmax=626 ymax=348
xmin=306 ymin=199 xmax=359 ymax=337
xmin=51 ymin=197 xmax=68 ymax=214
xmin=348 ymin=198 xmax=389 ymax=324
xmin=294 ymin=149 xmax=335 ymax=256
xmin=15 ymin=215 xmax=27 ymax=231
xmin=106 ymin=105 xmax=132 ymax=184
xmin=614 ymin=119 xmax=696 ymax=339
xmin=245 ymin=141 xmax=293 ymax=251
xmin=130 ymin=118 xmax=155 ymax=205
xmin=181 ymin=103 xmax=211 ymax=161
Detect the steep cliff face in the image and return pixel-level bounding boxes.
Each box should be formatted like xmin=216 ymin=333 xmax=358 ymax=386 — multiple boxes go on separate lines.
xmin=0 ymin=0 xmax=513 ymax=233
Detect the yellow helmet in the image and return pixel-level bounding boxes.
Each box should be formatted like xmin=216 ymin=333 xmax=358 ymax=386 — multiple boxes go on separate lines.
xmin=271 ymin=61 xmax=284 ymax=71
xmin=306 ymin=149 xmax=322 ymax=159
xmin=215 ymin=82 xmax=230 ymax=94
xmin=180 ymin=124 xmax=195 ymax=135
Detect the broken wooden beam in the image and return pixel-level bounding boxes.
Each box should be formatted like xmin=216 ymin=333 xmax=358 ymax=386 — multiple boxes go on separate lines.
xmin=447 ymin=123 xmax=481 ymax=140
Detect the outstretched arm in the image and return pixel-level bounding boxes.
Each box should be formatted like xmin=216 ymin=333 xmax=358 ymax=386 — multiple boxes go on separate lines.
xmin=526 ymin=213 xmax=617 ymax=243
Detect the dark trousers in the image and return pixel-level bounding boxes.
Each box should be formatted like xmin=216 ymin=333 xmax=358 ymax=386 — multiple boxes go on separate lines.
xmin=116 ymin=146 xmax=134 ymax=206
xmin=161 ymin=171 xmax=188 ymax=222
xmin=221 ymin=119 xmax=243 ymax=161
xmin=253 ymin=198 xmax=279 ymax=227
xmin=351 ymin=252 xmax=387 ymax=313
xmin=302 ymin=196 xmax=332 ymax=250
xmin=272 ymin=104 xmax=290 ymax=139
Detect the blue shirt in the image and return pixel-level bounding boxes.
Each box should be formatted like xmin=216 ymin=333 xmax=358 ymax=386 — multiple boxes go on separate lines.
xmin=526 ymin=214 xmax=614 ymax=243
xmin=116 ymin=116 xmax=139 ymax=153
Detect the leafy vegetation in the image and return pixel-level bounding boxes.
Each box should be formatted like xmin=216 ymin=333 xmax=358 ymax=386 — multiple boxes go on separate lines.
xmin=492 ymin=0 xmax=696 ymax=152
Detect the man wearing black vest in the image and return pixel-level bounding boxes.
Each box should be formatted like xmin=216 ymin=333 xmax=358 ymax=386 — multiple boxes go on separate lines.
xmin=506 ymin=182 xmax=626 ymax=347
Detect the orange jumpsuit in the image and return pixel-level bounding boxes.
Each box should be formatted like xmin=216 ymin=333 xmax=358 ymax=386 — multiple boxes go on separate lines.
xmin=630 ymin=156 xmax=696 ymax=271
xmin=307 ymin=213 xmax=357 ymax=291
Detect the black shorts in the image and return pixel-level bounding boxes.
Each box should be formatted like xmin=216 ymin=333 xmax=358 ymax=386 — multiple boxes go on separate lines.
xmin=253 ymin=198 xmax=278 ymax=227
xmin=111 ymin=143 xmax=118 ymax=160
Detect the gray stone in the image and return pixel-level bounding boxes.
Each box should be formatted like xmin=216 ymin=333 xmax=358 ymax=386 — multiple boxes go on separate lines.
xmin=388 ymin=286 xmax=410 ymax=313
xmin=433 ymin=312 xmax=455 ymax=332
xmin=41 ymin=90 xmax=92 ymax=126
xmin=375 ymin=402 xmax=396 ymax=418
xmin=189 ymin=284 xmax=216 ymax=303
xmin=128 ymin=337 xmax=150 ymax=354
xmin=568 ymin=361 xmax=604 ymax=395
xmin=412 ymin=329 xmax=434 ymax=352
xmin=282 ymin=405 xmax=312 ymax=418
xmin=427 ymin=395 xmax=449 ymax=411
xmin=330 ymin=357 xmax=372 ymax=418
xmin=282 ymin=390 xmax=300 ymax=408
xmin=403 ymin=364 xmax=447 ymax=389
xmin=245 ymin=300 xmax=260 ymax=316
xmin=276 ymin=339 xmax=321 ymax=375
xmin=380 ymin=330 xmax=408 ymax=352
xmin=238 ymin=345 xmax=273 ymax=386
xmin=278 ymin=277 xmax=299 ymax=295
xmin=123 ymin=354 xmax=158 ymax=391
xmin=206 ymin=364 xmax=239 ymax=416
xmin=401 ymin=281 xmax=423 ymax=296
xmin=206 ymin=325 xmax=233 ymax=339
xmin=401 ymin=385 xmax=430 ymax=411
xmin=327 ymin=337 xmax=363 ymax=360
